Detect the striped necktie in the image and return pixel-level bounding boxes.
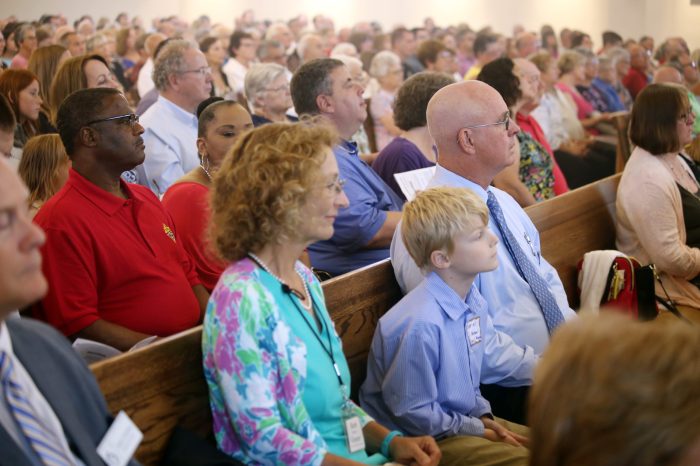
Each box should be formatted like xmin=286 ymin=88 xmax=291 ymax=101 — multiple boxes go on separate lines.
xmin=487 ymin=191 xmax=565 ymax=334
xmin=0 ymin=350 xmax=75 ymax=466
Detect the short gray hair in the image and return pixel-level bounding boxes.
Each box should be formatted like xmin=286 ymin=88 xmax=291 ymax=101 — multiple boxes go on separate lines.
xmin=245 ymin=63 xmax=288 ymax=103
xmin=604 ymin=46 xmax=631 ymax=67
xmin=153 ymin=39 xmax=194 ymax=91
xmin=330 ymin=42 xmax=358 ymax=58
xmin=297 ymin=33 xmax=322 ymax=61
xmin=369 ymin=50 xmax=401 ymax=78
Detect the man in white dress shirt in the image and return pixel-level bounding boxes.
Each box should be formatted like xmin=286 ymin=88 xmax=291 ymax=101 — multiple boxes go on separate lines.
xmin=132 ymin=40 xmax=212 ymax=194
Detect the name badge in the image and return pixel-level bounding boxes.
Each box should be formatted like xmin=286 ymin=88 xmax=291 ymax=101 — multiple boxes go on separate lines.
xmin=467 ymin=317 xmax=482 ymax=346
xmin=343 ymin=415 xmax=366 ymax=453
xmin=97 ymin=411 xmax=143 ymax=466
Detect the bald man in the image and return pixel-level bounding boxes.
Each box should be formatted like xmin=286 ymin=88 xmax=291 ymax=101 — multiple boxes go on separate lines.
xmin=622 ymin=44 xmax=650 ymax=99
xmin=654 ymin=65 xmax=700 ymax=136
xmin=391 ymin=81 xmax=576 ymax=423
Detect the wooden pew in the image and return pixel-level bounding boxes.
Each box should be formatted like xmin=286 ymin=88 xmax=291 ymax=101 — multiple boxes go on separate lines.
xmin=525 ymin=173 xmax=620 ymax=308
xmin=612 ymin=112 xmax=631 ymax=173
xmin=91 ymin=174 xmax=621 ymax=464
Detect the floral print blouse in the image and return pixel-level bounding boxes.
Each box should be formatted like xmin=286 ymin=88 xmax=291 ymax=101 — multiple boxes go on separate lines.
xmin=517 ymin=131 xmax=556 ymax=202
xmin=202 ymin=258 xmax=376 ymax=465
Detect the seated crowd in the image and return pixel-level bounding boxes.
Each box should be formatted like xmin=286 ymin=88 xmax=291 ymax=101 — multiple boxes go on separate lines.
xmin=2 ymin=9 xmax=700 ymax=466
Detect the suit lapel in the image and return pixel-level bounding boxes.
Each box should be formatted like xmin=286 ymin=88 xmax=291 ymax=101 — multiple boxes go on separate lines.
xmin=9 ymin=323 xmax=104 ymax=466
xmin=0 ymin=426 xmax=37 ymax=466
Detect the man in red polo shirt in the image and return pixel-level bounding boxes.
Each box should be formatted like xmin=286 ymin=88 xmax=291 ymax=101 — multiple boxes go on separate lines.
xmin=33 ymin=88 xmax=209 ymax=351
xmin=622 ymin=44 xmax=650 ymax=100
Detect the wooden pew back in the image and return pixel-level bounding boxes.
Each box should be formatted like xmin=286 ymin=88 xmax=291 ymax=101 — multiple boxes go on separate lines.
xmin=525 ymin=173 xmax=620 ymax=308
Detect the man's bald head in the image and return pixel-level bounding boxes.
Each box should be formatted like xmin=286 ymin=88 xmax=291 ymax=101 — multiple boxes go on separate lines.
xmin=653 ymin=66 xmax=684 ymax=85
xmin=427 ymin=80 xmax=505 ymax=153
xmin=427 ymin=80 xmax=518 ymax=187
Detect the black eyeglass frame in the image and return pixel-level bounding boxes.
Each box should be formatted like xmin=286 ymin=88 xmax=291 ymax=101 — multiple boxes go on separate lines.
xmin=85 ymin=113 xmax=139 ymax=128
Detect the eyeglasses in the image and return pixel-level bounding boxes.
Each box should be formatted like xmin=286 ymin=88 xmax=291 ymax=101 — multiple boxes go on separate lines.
xmin=462 ymin=111 xmax=511 ymax=132
xmin=86 ymin=113 xmax=140 ymax=129
xmin=323 ymin=177 xmax=346 ymax=194
xmin=679 ymin=110 xmax=695 ymax=125
xmin=179 ymin=66 xmax=212 ymax=77
xmin=263 ymin=85 xmax=289 ymax=93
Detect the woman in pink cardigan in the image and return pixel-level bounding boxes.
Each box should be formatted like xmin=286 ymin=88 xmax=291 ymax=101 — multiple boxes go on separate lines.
xmin=616 ymin=83 xmax=700 ymax=318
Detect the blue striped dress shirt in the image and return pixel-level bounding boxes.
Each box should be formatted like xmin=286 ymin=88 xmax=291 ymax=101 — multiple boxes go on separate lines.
xmin=360 ymin=272 xmax=536 ymax=438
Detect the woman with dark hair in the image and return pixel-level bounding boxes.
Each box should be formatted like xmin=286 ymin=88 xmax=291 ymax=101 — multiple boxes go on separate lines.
xmin=540 ymin=25 xmax=558 ymax=58
xmin=372 ymin=71 xmax=455 ymax=200
xmin=162 ymin=98 xmax=253 ymax=291
xmin=617 ymin=83 xmax=700 ymax=316
xmin=0 ymin=69 xmax=42 ymax=150
xmin=200 ymin=36 xmax=234 ymax=99
xmin=203 ymin=120 xmax=440 ymax=466
xmin=478 ymin=57 xmax=561 ymax=206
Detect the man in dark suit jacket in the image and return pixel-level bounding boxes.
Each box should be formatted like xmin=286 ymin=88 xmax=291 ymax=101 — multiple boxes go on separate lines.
xmin=0 ymin=155 xmax=140 ymax=466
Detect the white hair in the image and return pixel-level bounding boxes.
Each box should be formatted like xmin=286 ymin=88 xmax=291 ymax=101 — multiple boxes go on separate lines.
xmin=369 ymin=50 xmax=401 ymax=78
xmin=331 ymin=42 xmax=358 ymax=58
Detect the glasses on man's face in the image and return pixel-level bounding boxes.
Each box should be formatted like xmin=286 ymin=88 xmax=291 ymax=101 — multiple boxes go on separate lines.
xmin=86 ymin=113 xmax=140 ymax=129
xmin=462 ymin=111 xmax=511 ymax=132
xmin=179 ymin=66 xmax=212 ymax=77
xmin=264 ymin=85 xmax=289 ymax=93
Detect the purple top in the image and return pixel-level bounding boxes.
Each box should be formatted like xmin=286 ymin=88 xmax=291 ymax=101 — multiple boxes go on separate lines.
xmin=372 ymin=137 xmax=435 ymax=201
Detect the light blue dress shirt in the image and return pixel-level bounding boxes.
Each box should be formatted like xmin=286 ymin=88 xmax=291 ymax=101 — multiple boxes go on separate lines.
xmin=360 ymin=272 xmax=536 ymax=438
xmin=308 ymin=141 xmax=404 ymax=276
xmin=391 ymin=165 xmax=575 ymax=362
xmin=130 ymin=95 xmax=200 ymax=195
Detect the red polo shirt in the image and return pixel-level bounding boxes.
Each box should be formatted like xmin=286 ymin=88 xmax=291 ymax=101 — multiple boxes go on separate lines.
xmin=622 ymin=67 xmax=649 ymax=100
xmin=33 ymin=169 xmax=201 ymax=337
xmin=516 ymin=113 xmax=570 ymax=195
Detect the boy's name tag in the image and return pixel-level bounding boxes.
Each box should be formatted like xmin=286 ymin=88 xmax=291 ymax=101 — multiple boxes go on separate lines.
xmin=344 ymin=415 xmax=366 ymax=453
xmin=467 ymin=317 xmax=482 ymax=346
xmin=97 ymin=411 xmax=143 ymax=466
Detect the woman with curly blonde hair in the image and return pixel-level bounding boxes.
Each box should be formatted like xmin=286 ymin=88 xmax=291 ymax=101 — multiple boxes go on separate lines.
xmin=203 ymin=121 xmax=441 ymax=466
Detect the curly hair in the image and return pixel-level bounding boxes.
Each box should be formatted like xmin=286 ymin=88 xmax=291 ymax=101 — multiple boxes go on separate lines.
xmin=394 ymin=71 xmax=455 ymax=131
xmin=477 ymin=57 xmax=521 ymax=108
xmin=210 ymin=120 xmax=338 ymax=261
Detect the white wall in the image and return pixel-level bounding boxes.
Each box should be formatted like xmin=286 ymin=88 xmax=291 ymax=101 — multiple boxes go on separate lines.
xmin=5 ymin=0 xmax=700 ymax=49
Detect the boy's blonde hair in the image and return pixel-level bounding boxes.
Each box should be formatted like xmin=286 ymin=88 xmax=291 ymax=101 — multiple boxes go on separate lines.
xmin=401 ymin=186 xmax=489 ymax=269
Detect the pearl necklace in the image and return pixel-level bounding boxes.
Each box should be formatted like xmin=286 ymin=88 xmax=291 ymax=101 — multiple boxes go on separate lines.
xmin=248 ymin=253 xmax=312 ymax=310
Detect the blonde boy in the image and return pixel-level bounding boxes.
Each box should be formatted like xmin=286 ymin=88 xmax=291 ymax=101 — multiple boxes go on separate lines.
xmin=360 ymin=187 xmax=536 ymax=466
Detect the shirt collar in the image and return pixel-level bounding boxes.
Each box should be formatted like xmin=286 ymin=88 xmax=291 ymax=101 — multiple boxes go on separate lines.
xmin=156 ymin=95 xmax=198 ymax=127
xmin=424 ymin=271 xmax=483 ymax=321
xmin=335 ymin=139 xmax=359 ymax=157
xmin=0 ymin=322 xmax=13 ymax=356
xmin=432 ymin=164 xmax=489 ymax=202
xmin=66 ymin=169 xmax=137 ymax=216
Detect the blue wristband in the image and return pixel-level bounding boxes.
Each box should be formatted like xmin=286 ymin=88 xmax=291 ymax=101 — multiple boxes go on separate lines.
xmin=380 ymin=430 xmax=404 ymax=458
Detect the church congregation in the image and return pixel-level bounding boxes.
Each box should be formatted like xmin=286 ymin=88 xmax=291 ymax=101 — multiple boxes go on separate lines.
xmin=2 ymin=7 xmax=700 ymax=466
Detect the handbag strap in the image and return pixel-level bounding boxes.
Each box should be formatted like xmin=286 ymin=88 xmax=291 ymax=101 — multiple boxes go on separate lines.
xmin=651 ymin=264 xmax=691 ymax=324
